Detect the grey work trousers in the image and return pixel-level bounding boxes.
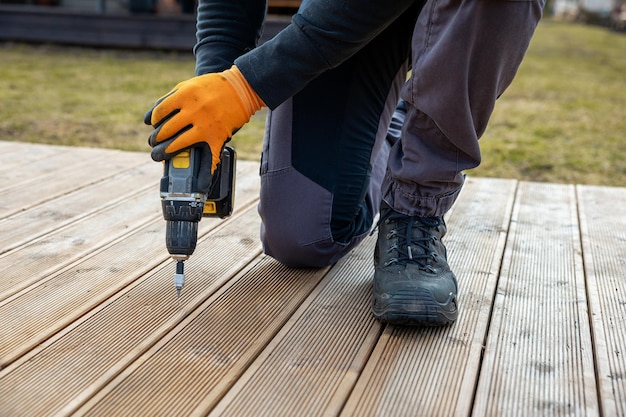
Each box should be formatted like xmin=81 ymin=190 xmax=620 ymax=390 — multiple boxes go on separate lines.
xmin=258 ymin=0 xmax=545 ymax=268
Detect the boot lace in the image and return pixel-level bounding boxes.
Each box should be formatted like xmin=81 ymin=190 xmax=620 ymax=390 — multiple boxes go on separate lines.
xmin=374 ymin=206 xmax=443 ymax=271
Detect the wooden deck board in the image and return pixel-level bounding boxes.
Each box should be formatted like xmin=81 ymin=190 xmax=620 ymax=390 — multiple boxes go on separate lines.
xmin=208 ymin=233 xmax=380 ymax=417
xmin=0 ymin=199 xmax=263 ymax=416
xmin=0 ymin=185 xmax=161 ymax=301
xmin=77 ymin=259 xmax=331 ymax=417
xmin=0 ymin=141 xmax=624 ymax=417
xmin=0 ymin=146 xmax=149 ymax=217
xmin=340 ymin=177 xmax=516 ymax=417
xmin=578 ymin=185 xmax=626 ymax=417
xmin=0 ymin=161 xmax=160 ymax=255
xmin=473 ymin=182 xmax=598 ymax=417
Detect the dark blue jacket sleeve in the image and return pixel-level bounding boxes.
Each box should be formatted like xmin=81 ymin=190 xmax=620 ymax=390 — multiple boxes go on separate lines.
xmin=235 ymin=0 xmax=416 ymax=109
xmin=196 ymin=0 xmax=416 ymax=109
xmin=194 ymin=0 xmax=267 ymax=75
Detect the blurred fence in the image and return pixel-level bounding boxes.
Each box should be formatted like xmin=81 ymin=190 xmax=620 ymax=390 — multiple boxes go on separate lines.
xmin=0 ymin=2 xmax=290 ymax=50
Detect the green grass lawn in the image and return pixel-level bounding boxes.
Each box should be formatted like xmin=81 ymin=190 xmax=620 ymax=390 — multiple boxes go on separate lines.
xmin=1 ymin=19 xmax=624 ymax=186
xmin=475 ymin=20 xmax=626 ymax=186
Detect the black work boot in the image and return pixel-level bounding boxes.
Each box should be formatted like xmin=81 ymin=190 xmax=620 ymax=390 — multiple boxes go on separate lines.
xmin=372 ymin=202 xmax=458 ymax=326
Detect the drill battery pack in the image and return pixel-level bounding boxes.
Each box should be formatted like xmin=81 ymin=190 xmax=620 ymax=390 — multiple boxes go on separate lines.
xmin=160 ymin=146 xmax=236 ymax=257
xmin=204 ymin=146 xmax=236 ymax=219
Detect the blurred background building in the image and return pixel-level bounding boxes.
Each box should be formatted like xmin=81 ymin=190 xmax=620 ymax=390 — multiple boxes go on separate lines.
xmin=0 ymin=0 xmax=301 ymax=15
xmin=552 ymin=0 xmax=625 ymax=28
xmin=0 ymin=0 xmax=622 ymax=51
xmin=0 ymin=0 xmax=301 ymax=50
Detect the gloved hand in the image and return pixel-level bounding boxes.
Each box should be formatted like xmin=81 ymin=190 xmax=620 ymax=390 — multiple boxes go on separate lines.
xmin=145 ymin=66 xmax=264 ymax=174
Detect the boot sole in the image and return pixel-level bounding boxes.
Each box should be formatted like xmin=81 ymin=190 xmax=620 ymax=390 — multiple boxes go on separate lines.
xmin=372 ymin=287 xmax=458 ymax=327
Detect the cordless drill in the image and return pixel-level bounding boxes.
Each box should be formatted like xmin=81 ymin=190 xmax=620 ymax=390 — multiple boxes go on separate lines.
xmin=160 ymin=146 xmax=236 ymax=297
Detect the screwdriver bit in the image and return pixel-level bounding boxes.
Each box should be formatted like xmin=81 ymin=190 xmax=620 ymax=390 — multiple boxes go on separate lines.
xmin=174 ymin=260 xmax=185 ymax=298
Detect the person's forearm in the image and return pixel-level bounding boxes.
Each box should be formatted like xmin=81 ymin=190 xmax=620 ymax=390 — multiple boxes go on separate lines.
xmin=194 ymin=0 xmax=267 ymax=75
xmin=235 ymin=0 xmax=416 ymax=109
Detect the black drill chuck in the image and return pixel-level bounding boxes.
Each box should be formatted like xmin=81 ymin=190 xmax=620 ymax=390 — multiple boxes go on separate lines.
xmin=165 ymin=219 xmax=198 ymax=257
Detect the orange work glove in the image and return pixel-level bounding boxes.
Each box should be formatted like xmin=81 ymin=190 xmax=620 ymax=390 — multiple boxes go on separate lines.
xmin=145 ymin=66 xmax=265 ymax=174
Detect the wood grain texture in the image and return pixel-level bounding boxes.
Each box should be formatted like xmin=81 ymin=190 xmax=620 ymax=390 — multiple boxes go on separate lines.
xmin=473 ymin=182 xmax=598 ymax=417
xmin=1 ymin=142 xmax=624 ymax=417
xmin=340 ymin=177 xmax=516 ymax=417
xmin=578 ymin=185 xmax=626 ymax=417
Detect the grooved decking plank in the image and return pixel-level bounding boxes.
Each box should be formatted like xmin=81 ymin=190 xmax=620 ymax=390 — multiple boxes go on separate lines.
xmin=472 ymin=182 xmax=598 ymax=417
xmin=0 ymin=146 xmax=149 ymax=218
xmin=0 ymin=204 xmax=263 ymax=416
xmin=577 ymin=184 xmax=626 ymax=417
xmin=76 ymin=258 xmax=332 ymax=417
xmin=0 ymin=160 xmax=161 ymax=255
xmin=3 ymin=142 xmax=625 ymax=417
xmin=0 ymin=185 xmax=161 ymax=302
xmin=0 ymin=141 xmax=67 ymax=177
xmin=0 ymin=161 xmax=261 ymax=370
xmin=0 ymin=140 xmax=26 ymax=152
xmin=0 ymin=219 xmax=168 ymax=369
xmin=0 ymin=143 xmax=145 ymax=187
xmin=338 ymin=177 xmax=517 ymax=417
xmin=0 ymin=160 xmax=257 ymax=302
xmin=207 ymin=231 xmax=381 ymax=417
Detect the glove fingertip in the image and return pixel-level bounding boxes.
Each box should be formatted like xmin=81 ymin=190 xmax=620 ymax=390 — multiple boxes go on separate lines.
xmin=150 ymin=149 xmax=164 ymax=162
xmin=143 ymin=108 xmax=154 ymax=126
xmin=150 ymin=142 xmax=171 ymax=162
xmin=147 ymin=128 xmax=161 ymax=148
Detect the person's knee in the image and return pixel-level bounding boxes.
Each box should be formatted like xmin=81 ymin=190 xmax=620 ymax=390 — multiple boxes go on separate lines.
xmin=261 ymin=221 xmax=346 ymax=268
